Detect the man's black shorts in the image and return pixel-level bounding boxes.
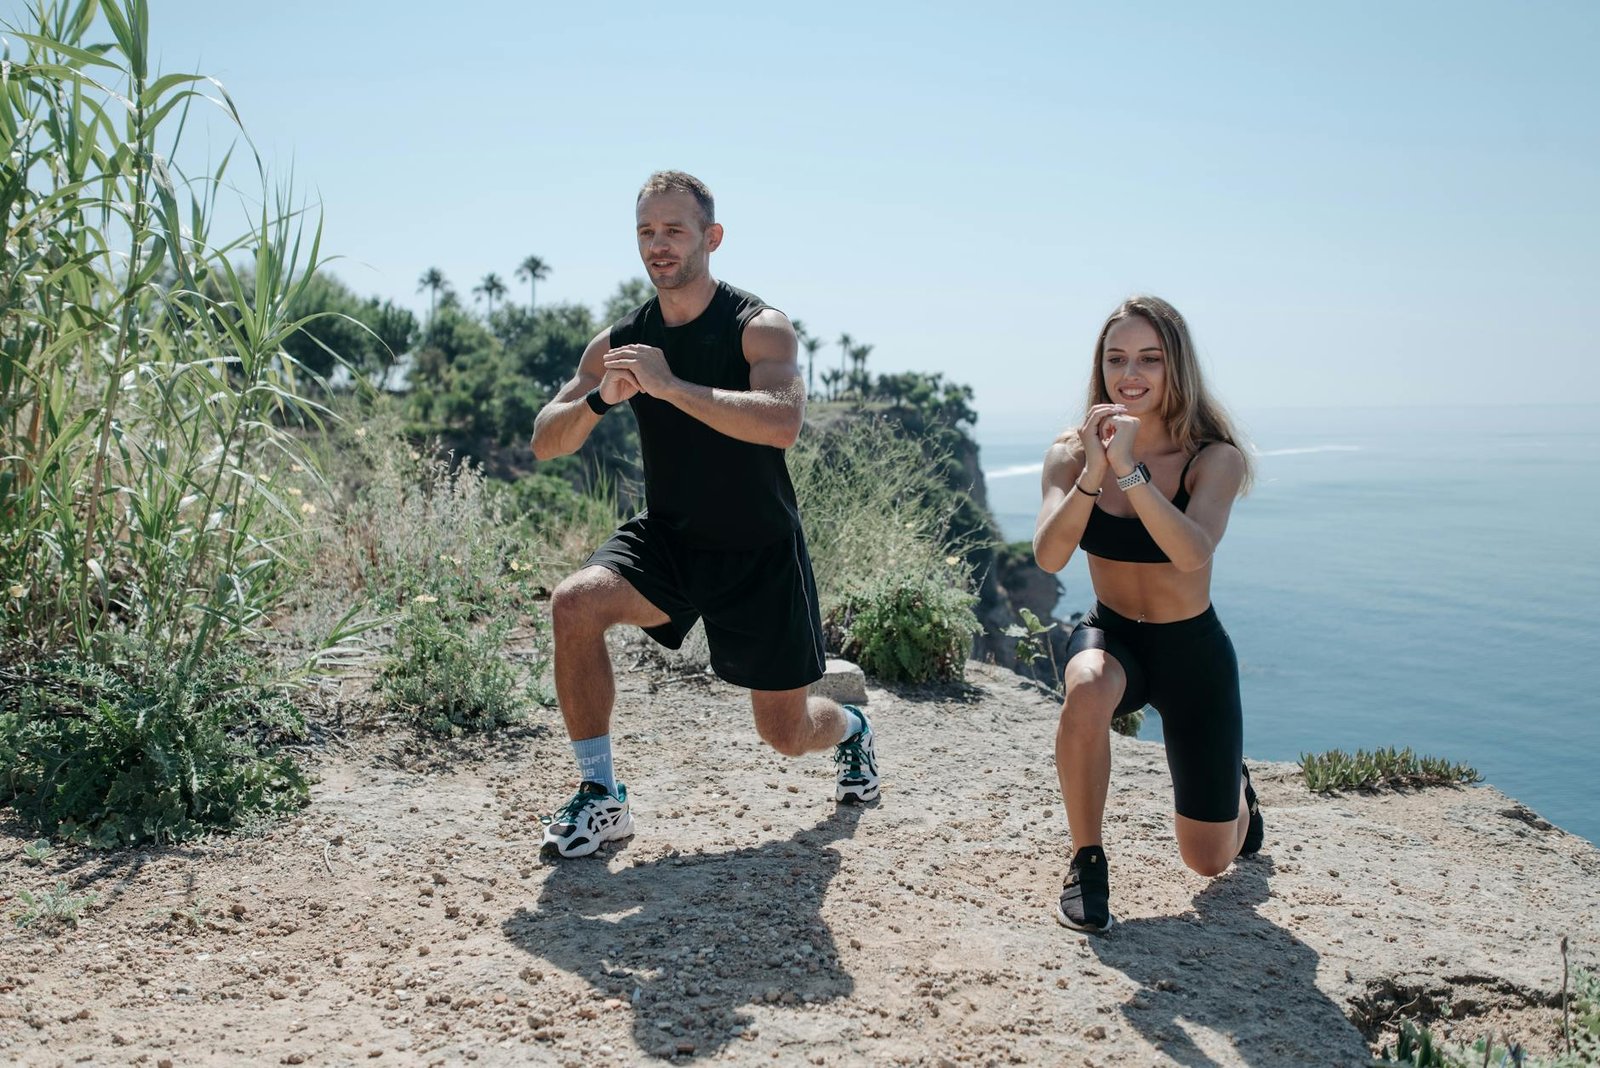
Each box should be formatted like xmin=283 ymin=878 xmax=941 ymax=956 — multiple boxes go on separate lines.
xmin=585 ymin=514 xmax=826 ymax=691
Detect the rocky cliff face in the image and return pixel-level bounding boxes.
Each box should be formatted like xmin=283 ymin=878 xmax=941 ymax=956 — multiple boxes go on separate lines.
xmin=953 ymin=435 xmax=1076 ymax=680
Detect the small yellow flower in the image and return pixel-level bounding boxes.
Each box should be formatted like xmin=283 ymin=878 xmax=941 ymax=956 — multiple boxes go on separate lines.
xmin=355 ymin=427 xmax=368 ymax=439
xmin=289 ymin=463 xmax=305 ymax=473
xmin=945 ymin=555 xmax=961 ymax=566
xmin=414 ymin=594 xmax=438 ymax=604
xmin=508 ymin=560 xmax=524 ymax=572
xmin=438 ymin=553 xmax=461 ymax=566
xmin=409 ymin=450 xmax=421 ymax=461
xmin=299 ymin=502 xmax=316 ymax=515
xmin=287 ymin=486 xmax=303 ymax=497
xmin=7 ymin=585 xmax=24 ymax=599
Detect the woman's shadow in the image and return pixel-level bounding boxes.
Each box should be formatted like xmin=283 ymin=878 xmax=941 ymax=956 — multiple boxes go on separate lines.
xmin=504 ymin=806 xmax=863 ymax=1059
xmin=1086 ymin=855 xmax=1370 ymax=1066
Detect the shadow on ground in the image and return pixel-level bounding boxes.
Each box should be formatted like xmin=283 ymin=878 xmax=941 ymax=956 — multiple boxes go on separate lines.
xmin=506 ymin=806 xmax=863 ymax=1059
xmin=1087 ymin=855 xmax=1370 ymax=1066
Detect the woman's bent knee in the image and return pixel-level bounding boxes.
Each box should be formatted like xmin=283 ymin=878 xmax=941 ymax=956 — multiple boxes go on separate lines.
xmin=1059 ymin=654 xmax=1123 ymax=733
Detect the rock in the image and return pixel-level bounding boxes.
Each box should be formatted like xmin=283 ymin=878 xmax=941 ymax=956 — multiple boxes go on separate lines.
xmin=809 ymin=659 xmax=867 ymax=705
xmin=1084 ymin=1024 xmax=1107 ymax=1040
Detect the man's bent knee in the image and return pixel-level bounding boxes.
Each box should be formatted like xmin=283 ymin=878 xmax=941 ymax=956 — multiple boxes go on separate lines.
xmin=551 ymin=568 xmax=618 ymax=637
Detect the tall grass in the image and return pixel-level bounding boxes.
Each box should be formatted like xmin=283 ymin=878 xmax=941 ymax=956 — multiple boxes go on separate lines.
xmin=789 ymin=418 xmax=982 ymax=682
xmin=1 ymin=0 xmax=331 ymax=673
xmin=0 ymin=1 xmax=339 ymax=843
xmin=789 ymin=417 xmax=973 ymax=610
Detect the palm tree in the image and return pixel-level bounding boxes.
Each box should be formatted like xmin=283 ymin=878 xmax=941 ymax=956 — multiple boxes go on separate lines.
xmin=836 ymin=332 xmax=853 ymax=378
xmin=820 ymin=367 xmax=844 ymax=402
xmin=417 ymin=267 xmax=447 ymax=324
xmin=516 ymin=255 xmax=550 ymax=311
xmin=850 ymin=343 xmax=874 ymax=398
xmin=803 ymin=336 xmax=823 ymax=398
xmin=474 ymin=272 xmax=507 ymax=317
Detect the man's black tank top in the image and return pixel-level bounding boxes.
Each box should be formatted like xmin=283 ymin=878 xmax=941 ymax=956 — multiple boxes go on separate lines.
xmin=1078 ymin=445 xmax=1209 ymax=564
xmin=608 ymin=280 xmax=802 ymax=550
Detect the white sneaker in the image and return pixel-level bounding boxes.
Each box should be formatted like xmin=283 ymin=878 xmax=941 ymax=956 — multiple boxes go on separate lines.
xmin=539 ymin=782 xmax=634 ymax=859
xmin=834 ymin=707 xmax=879 ymax=803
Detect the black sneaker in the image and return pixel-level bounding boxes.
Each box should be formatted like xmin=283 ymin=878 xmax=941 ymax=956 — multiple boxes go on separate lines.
xmin=1055 ymin=845 xmax=1115 ymax=932
xmin=539 ymin=781 xmax=633 ymax=859
xmin=1240 ymin=763 xmax=1264 ymax=856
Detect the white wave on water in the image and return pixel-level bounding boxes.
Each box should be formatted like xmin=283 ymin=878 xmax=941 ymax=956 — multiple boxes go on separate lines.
xmin=1252 ymin=444 xmax=1362 ymax=457
xmin=985 ymin=462 xmax=1044 ymax=480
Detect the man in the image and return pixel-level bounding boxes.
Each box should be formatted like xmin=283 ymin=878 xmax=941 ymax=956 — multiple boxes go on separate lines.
xmin=530 ymin=170 xmax=878 ymax=860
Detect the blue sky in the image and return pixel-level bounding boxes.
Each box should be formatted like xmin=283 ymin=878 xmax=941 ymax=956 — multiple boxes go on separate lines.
xmin=8 ymin=1 xmax=1598 ymax=423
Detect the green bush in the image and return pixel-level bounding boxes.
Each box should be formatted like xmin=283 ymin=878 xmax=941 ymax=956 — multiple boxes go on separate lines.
xmin=1300 ymin=747 xmax=1482 ymax=793
xmin=285 ymin=406 xmax=552 ymax=732
xmin=0 ymin=644 xmax=310 ymax=847
xmin=379 ymin=602 xmax=527 ymax=736
xmin=827 ymin=569 xmax=980 ymax=685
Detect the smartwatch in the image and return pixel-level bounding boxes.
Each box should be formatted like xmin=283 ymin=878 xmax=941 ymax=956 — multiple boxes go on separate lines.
xmin=585 ymin=387 xmax=615 ymax=415
xmin=1116 ymin=462 xmax=1151 ymax=492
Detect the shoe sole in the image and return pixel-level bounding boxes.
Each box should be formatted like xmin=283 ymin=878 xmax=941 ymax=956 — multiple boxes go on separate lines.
xmin=1054 ymin=903 xmax=1116 ymax=933
xmin=539 ymin=812 xmax=635 ymax=860
xmin=835 ymin=783 xmax=880 ymax=804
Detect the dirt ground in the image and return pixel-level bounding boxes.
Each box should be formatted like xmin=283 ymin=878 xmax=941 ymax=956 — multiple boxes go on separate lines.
xmin=3 ymin=658 xmax=1598 ymax=1067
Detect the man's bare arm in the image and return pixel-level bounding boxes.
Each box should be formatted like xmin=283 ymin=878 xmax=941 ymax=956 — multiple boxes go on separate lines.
xmin=601 ymin=310 xmax=804 ymax=449
xmin=530 ymin=329 xmax=639 ymax=460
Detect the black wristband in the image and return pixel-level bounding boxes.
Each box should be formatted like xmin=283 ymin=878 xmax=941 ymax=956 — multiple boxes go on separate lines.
xmin=585 ymin=387 xmax=615 ymax=415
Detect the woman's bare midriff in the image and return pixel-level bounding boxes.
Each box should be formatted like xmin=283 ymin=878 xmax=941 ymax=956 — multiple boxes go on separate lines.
xmin=1084 ymin=555 xmax=1213 ymax=623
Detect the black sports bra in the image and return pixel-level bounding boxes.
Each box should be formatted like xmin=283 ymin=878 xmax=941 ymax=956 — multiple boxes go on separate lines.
xmin=1078 ymin=446 xmax=1208 ymax=564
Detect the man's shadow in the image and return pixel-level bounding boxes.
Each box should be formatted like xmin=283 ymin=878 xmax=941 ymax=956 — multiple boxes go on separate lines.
xmin=505 ymin=806 xmax=862 ymax=1059
xmin=1087 ymin=855 xmax=1370 ymax=1067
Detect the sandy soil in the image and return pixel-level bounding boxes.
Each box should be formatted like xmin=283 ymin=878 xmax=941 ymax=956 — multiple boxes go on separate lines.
xmin=3 ymin=658 xmax=1598 ymax=1067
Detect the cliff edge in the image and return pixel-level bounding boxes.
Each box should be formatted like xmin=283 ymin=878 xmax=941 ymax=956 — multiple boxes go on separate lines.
xmin=3 ymin=661 xmax=1594 ymax=1065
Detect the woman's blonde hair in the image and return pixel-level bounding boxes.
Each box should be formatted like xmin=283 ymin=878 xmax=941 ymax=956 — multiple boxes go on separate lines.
xmin=1087 ymin=295 xmax=1254 ymax=494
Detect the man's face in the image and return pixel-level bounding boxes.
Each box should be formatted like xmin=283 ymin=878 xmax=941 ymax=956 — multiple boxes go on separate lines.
xmin=636 ymin=191 xmax=722 ymax=291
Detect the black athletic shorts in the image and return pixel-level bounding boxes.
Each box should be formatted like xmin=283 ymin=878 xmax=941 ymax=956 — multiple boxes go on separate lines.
xmin=585 ymin=513 xmax=827 ymax=692
xmin=1065 ymin=602 xmax=1243 ymax=823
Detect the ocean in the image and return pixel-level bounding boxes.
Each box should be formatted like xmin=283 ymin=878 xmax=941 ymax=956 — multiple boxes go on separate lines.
xmin=978 ymin=404 xmax=1600 ymax=846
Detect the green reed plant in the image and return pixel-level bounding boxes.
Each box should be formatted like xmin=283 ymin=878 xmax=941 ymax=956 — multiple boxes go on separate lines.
xmin=1301 ymin=746 xmax=1482 ymax=794
xmin=0 ymin=2 xmax=355 ymax=843
xmin=1 ymin=0 xmax=336 ymax=672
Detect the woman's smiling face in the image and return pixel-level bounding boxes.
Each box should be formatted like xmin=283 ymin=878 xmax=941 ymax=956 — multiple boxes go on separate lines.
xmin=1100 ymin=315 xmax=1166 ymax=416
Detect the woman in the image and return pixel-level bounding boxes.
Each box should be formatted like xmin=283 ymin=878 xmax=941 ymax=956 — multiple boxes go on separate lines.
xmin=1032 ymin=295 xmax=1262 ymax=933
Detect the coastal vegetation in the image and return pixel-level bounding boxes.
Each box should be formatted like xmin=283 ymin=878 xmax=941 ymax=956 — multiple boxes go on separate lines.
xmin=1300 ymin=747 xmax=1484 ymax=794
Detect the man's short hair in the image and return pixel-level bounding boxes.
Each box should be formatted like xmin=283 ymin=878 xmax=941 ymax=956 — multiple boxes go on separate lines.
xmin=637 ymin=171 xmax=715 ymax=229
